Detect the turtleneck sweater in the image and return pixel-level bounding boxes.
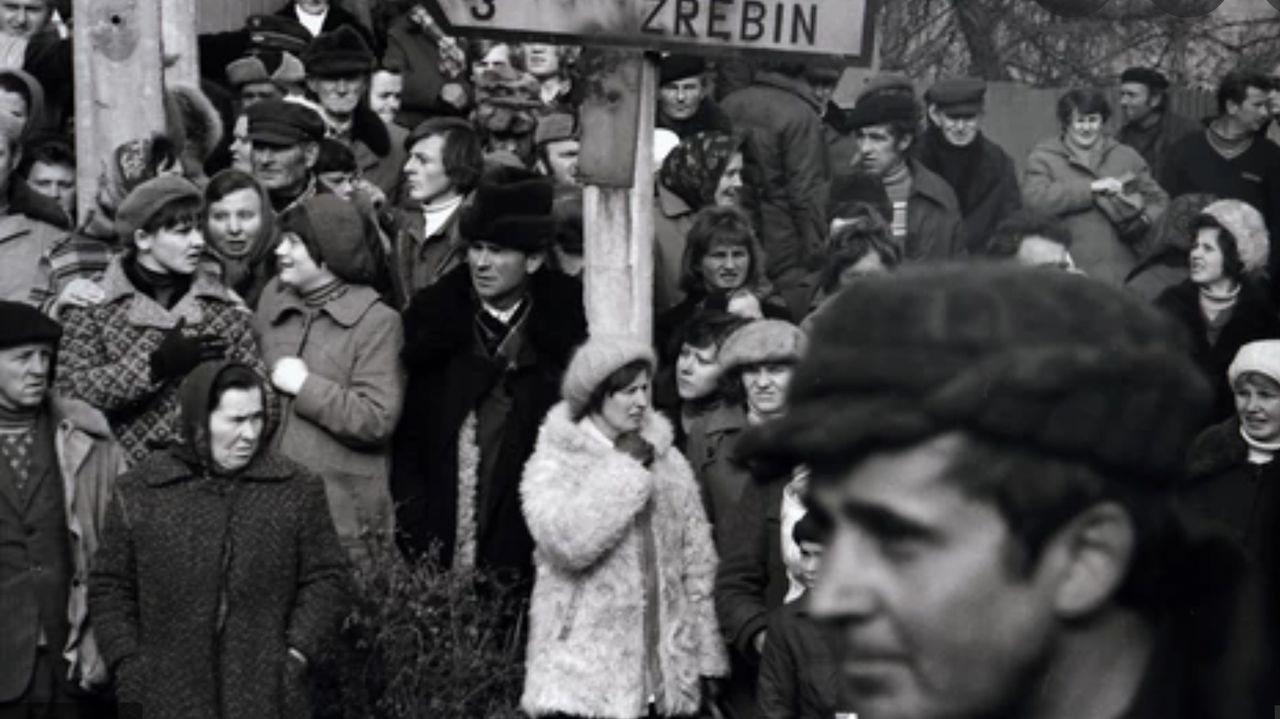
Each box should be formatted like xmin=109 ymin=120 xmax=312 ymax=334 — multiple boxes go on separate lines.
xmin=125 ymin=257 xmax=192 ymax=310
xmin=300 ymin=277 xmax=347 ymax=308
xmin=1241 ymin=425 xmax=1280 ymax=465
xmin=881 ymin=160 xmax=912 ymax=242
xmin=1199 ymin=282 xmax=1240 ymax=346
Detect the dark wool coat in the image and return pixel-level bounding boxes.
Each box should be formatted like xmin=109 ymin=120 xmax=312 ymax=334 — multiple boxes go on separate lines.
xmin=757 ymin=600 xmax=850 ymax=719
xmin=1155 ymin=280 xmax=1280 ymax=422
xmin=390 ymin=265 xmax=586 ymax=573
xmin=1119 ymin=110 xmax=1201 ymax=189
xmin=916 ymin=127 xmax=1022 ymax=255
xmin=89 ymin=448 xmax=351 ymax=719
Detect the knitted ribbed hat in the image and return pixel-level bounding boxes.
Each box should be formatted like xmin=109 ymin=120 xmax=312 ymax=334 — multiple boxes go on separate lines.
xmin=738 ymin=263 xmax=1212 ymax=484
xmin=279 ymin=195 xmax=378 ymax=285
xmin=719 ymin=320 xmax=807 ymax=373
xmin=562 ymin=335 xmax=657 ymax=417
xmin=1229 ymin=340 xmax=1280 ymax=388
xmin=1196 ymin=199 xmax=1269 ymax=276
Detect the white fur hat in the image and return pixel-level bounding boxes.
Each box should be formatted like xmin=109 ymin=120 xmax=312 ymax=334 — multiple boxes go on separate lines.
xmin=562 ymin=335 xmax=657 ymax=417
xmin=1229 ymin=340 xmax=1280 ymax=388
xmin=1197 ymin=199 xmax=1270 ymax=276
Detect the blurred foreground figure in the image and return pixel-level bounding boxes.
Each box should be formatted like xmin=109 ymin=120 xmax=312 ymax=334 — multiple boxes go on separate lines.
xmin=739 ymin=264 xmax=1271 ymax=719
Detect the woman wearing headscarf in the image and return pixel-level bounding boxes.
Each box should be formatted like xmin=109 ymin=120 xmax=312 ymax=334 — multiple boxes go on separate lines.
xmin=204 ymin=169 xmax=277 ymax=309
xmin=1155 ymin=199 xmax=1279 ymax=421
xmin=520 ymin=335 xmax=728 ymax=718
xmin=89 ymin=361 xmax=350 ymax=719
xmin=655 ymin=131 xmax=747 ymax=312
xmin=254 ymin=195 xmax=404 ymax=565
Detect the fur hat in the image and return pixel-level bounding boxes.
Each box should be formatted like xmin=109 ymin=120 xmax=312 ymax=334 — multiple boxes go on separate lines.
xmin=459 ymin=177 xmax=557 ymax=252
xmin=279 ymin=195 xmax=379 ymax=285
xmin=1196 ymin=199 xmax=1269 ymax=276
xmin=719 ymin=320 xmax=807 ymax=373
xmin=115 ymin=174 xmax=202 ymax=240
xmin=659 ymin=54 xmax=707 ymax=85
xmin=0 ymin=300 xmax=61 ymax=350
xmin=302 ymin=26 xmax=375 ymax=78
xmin=1229 ymin=340 xmax=1280 ymax=389
xmin=848 ymin=92 xmax=920 ymax=130
xmin=164 ymin=83 xmax=225 ymax=163
xmin=562 ymin=335 xmax=657 ymax=417
xmin=738 ymin=263 xmax=1212 ymax=483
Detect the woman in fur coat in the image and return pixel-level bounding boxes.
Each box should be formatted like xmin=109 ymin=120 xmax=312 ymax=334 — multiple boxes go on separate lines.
xmin=520 ymin=335 xmax=729 ymax=719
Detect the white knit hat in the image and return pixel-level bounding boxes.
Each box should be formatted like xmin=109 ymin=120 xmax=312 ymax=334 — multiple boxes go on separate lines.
xmin=562 ymin=335 xmax=657 ymax=417
xmin=1229 ymin=340 xmax=1280 ymax=388
xmin=1198 ymin=199 xmax=1270 ymax=276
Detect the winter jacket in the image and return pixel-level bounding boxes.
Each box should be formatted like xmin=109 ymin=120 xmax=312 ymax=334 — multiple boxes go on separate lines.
xmin=1023 ymin=134 xmax=1168 ymax=285
xmin=903 ymin=161 xmax=966 ymax=262
xmin=89 ymin=447 xmax=350 ymax=719
xmin=757 ymin=599 xmax=849 ymax=719
xmin=915 ymin=127 xmax=1022 ymax=255
xmin=389 ymin=201 xmax=467 ymax=309
xmin=55 ymin=258 xmax=264 ymax=466
xmin=0 ymin=396 xmax=126 ymax=700
xmin=683 ymin=403 xmax=749 ymax=549
xmin=721 ymin=73 xmax=830 ymax=285
xmin=0 ymin=209 xmax=68 ymax=304
xmin=1119 ymin=110 xmax=1201 ymax=189
xmin=254 ymin=280 xmax=405 ymax=560
xmin=1155 ymin=280 xmax=1280 ymax=422
xmin=520 ymin=403 xmax=728 ymax=718
xmin=391 ymin=265 xmax=587 ymax=572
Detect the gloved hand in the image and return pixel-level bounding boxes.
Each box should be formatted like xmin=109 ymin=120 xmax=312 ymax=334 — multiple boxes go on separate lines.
xmin=149 ymin=319 xmax=227 ymax=382
xmin=614 ymin=432 xmax=655 ymax=468
xmin=271 ymin=357 xmax=310 ymax=396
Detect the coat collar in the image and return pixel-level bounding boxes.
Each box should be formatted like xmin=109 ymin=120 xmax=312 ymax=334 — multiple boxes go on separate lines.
xmin=703 ymin=402 xmax=747 ymax=437
xmin=541 ymin=401 xmax=676 ymax=458
xmin=908 ymin=160 xmax=960 ymax=212
xmin=263 ymin=280 xmax=381 ymax=328
xmin=1035 ymin=134 xmax=1123 ymax=171
xmin=139 ymin=448 xmax=299 ymax=487
xmin=98 ymin=257 xmax=235 ymax=328
xmin=49 ymin=395 xmax=114 ymax=439
xmin=1187 ymin=417 xmax=1248 ymax=480
xmin=656 ymin=181 xmax=693 ymax=220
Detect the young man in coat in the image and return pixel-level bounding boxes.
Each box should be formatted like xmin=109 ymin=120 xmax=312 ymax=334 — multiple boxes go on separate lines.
xmin=0 ymin=301 xmax=127 ymax=716
xmin=916 ymin=78 xmax=1021 ymax=256
xmin=391 ymin=173 xmax=587 ymax=578
xmin=738 ymin=264 xmax=1271 ymax=719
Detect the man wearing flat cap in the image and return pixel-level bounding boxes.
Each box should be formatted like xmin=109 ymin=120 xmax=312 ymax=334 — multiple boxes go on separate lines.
xmin=533 ymin=111 xmax=580 ymax=187
xmin=917 ymin=77 xmax=1021 ymax=255
xmin=844 ymin=91 xmax=964 ymax=261
xmin=226 ymin=50 xmax=307 ymax=108
xmin=392 ymin=173 xmax=586 ymax=579
xmin=1117 ymin=67 xmax=1199 ymax=187
xmin=0 ymin=301 xmax=126 ymax=715
xmin=736 ymin=263 xmax=1271 ymax=719
xmin=657 ymin=54 xmax=733 ymax=140
xmin=246 ymin=98 xmax=326 ymax=213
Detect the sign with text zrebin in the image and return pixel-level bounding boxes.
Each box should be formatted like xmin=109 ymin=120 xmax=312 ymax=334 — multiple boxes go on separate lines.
xmin=427 ymin=0 xmax=875 ymax=63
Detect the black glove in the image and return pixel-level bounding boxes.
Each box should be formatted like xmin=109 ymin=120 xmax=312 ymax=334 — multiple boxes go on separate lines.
xmin=149 ymin=319 xmax=228 ymax=382
xmin=614 ymin=432 xmax=655 ymax=468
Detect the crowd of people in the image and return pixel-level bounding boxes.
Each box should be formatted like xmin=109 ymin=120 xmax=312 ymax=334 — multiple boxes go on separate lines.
xmin=5 ymin=0 xmax=1280 ymax=717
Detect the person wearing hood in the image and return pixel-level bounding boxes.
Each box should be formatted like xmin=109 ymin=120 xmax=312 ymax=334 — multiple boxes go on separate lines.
xmin=916 ymin=78 xmax=1022 ymax=255
xmin=55 ymin=175 xmax=265 ymax=466
xmin=519 ymin=335 xmax=728 ymax=718
xmin=204 ymin=169 xmax=278 ymax=309
xmin=254 ymin=195 xmax=404 ymax=565
xmin=89 ymin=361 xmax=351 ymax=719
xmin=1183 ymin=339 xmax=1280 ymax=702
xmin=1155 ymin=199 xmax=1280 ymax=422
xmin=1023 ymin=88 xmax=1168 ymax=285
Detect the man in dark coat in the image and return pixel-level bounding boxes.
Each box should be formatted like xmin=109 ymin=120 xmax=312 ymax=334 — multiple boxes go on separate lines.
xmin=738 ymin=264 xmax=1271 ymax=719
xmin=656 ymin=54 xmax=733 ymax=140
xmin=89 ymin=361 xmax=351 ymax=719
xmin=391 ymin=174 xmax=586 ymax=577
xmin=1117 ymin=67 xmax=1201 ymax=189
xmin=916 ymin=78 xmax=1021 ymax=255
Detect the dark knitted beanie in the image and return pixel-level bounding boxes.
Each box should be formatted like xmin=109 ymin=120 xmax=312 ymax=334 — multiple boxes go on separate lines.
xmin=738 ymin=263 xmax=1212 ymax=484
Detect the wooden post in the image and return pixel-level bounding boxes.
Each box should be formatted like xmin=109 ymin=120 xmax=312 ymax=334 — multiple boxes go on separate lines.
xmin=161 ymin=0 xmax=199 ymax=87
xmin=73 ymin=0 xmax=167 ymax=222
xmin=578 ymin=51 xmax=656 ymax=341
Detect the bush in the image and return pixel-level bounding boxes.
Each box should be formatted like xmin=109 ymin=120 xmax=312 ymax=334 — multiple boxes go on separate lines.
xmin=314 ymin=539 xmax=528 ymax=719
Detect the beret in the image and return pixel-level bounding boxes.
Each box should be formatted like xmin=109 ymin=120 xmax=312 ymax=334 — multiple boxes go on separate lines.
xmin=535 ymin=112 xmax=579 ymax=146
xmin=562 ymin=335 xmax=657 ymax=417
xmin=115 ymin=174 xmax=203 ymax=240
xmin=302 ymin=25 xmax=375 ymax=78
xmin=659 ymin=54 xmax=707 ymax=85
xmin=738 ymin=263 xmax=1212 ymax=485
xmin=246 ymin=99 xmax=326 ymax=146
xmin=459 ymin=177 xmax=557 ymax=253
xmin=0 ymin=300 xmax=60 ymax=350
xmin=925 ymin=77 xmax=986 ymax=115
xmin=1120 ymin=67 xmax=1170 ymax=91
xmin=226 ymin=51 xmax=306 ymax=87
xmin=848 ymin=92 xmax=920 ymax=130
xmin=244 ymin=15 xmax=312 ymax=55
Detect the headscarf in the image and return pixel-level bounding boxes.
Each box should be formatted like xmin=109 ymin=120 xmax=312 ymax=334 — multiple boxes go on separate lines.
xmin=659 ymin=131 xmax=743 ymax=211
xmin=203 ymin=169 xmax=278 ymax=307
xmin=174 ymin=361 xmax=269 ymax=474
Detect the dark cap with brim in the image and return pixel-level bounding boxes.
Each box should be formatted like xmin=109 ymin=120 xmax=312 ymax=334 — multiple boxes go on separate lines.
xmin=246 ymin=99 xmax=326 ymax=146
xmin=925 ymin=77 xmax=986 ymax=116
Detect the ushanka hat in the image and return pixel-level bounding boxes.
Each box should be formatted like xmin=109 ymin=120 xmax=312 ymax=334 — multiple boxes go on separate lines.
xmin=0 ymin=300 xmax=61 ymax=350
xmin=738 ymin=263 xmax=1212 ymax=484
xmin=1195 ymin=199 xmax=1270 ymax=276
xmin=302 ymin=26 xmax=376 ymax=78
xmin=459 ymin=176 xmax=557 ymax=252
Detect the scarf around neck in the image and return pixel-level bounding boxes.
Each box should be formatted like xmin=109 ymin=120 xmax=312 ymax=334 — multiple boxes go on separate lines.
xmin=1240 ymin=425 xmax=1280 ymax=465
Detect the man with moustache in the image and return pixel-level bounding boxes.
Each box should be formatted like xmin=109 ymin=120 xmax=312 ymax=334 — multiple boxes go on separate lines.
xmin=737 ymin=263 xmax=1270 ymax=719
xmin=246 ymin=98 xmax=327 ymax=214
xmin=1116 ymin=67 xmax=1199 ymax=187
xmin=391 ymin=174 xmax=586 ymax=578
xmin=915 ymin=78 xmax=1021 ymax=255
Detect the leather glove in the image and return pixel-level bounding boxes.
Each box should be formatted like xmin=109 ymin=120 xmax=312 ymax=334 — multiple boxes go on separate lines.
xmin=614 ymin=432 xmax=655 ymax=468
xmin=149 ymin=319 xmax=227 ymax=382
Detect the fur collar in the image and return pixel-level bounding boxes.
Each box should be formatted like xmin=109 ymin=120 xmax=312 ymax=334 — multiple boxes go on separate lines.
xmin=98 ymin=257 xmax=237 ymax=329
xmin=540 ymin=401 xmax=676 ymax=459
xmin=1187 ymin=417 xmax=1248 ymax=480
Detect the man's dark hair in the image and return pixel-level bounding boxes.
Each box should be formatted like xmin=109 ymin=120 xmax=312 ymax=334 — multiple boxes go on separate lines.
xmin=578 ymin=359 xmax=652 ymax=420
xmin=668 ymin=309 xmax=752 ymax=364
xmin=988 ymin=209 xmax=1074 ymax=258
xmin=792 ymin=506 xmax=834 ymax=546
xmin=1192 ymin=214 xmax=1246 ymax=280
xmin=19 ymin=137 xmax=74 ymax=178
xmin=1216 ymin=69 xmax=1271 ymax=115
xmin=409 ymin=119 xmax=484 ymax=194
xmin=820 ymin=210 xmax=901 ymax=294
xmin=140 ymin=195 xmax=204 ymax=235
xmin=1056 ymin=88 xmax=1111 ymax=126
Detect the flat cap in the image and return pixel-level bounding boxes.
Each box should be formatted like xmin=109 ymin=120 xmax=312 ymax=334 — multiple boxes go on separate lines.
xmin=115 ymin=174 xmax=203 ymax=241
xmin=535 ymin=112 xmax=579 ymax=146
xmin=302 ymin=25 xmax=375 ymax=78
xmin=848 ymin=92 xmax=920 ymax=130
xmin=244 ymin=15 xmax=312 ymax=55
xmin=1120 ymin=67 xmax=1170 ymax=91
xmin=925 ymin=77 xmax=986 ymax=116
xmin=246 ymin=99 xmax=326 ymax=147
xmin=854 ymin=72 xmax=915 ymax=104
xmin=225 ymin=51 xmax=306 ymax=88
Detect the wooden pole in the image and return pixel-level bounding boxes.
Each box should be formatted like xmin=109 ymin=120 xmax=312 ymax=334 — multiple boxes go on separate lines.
xmin=73 ymin=0 xmax=167 ymax=223
xmin=579 ymin=51 xmax=656 ymax=341
xmin=161 ymin=0 xmax=199 ymax=87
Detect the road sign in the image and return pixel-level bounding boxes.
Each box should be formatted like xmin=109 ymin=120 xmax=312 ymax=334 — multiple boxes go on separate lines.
xmin=426 ymin=0 xmax=876 ymax=64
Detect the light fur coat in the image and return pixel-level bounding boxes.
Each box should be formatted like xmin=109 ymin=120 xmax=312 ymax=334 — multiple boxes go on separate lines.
xmin=520 ymin=402 xmax=729 ymax=718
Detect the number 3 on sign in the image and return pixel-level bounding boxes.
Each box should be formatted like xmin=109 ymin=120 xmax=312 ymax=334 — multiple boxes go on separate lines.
xmin=471 ymin=0 xmax=495 ymax=21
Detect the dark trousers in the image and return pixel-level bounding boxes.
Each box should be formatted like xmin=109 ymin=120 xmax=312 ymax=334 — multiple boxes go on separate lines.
xmin=0 ymin=648 xmax=84 ymax=719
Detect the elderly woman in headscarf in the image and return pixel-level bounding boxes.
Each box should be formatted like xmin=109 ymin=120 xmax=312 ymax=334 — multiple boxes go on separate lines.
xmin=654 ymin=131 xmax=747 ymax=312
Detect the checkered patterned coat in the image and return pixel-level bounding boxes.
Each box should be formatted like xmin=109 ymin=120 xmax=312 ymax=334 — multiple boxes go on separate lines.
xmin=55 ymin=258 xmax=264 ymax=466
